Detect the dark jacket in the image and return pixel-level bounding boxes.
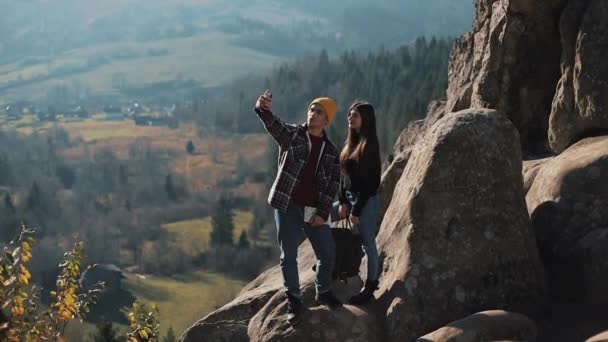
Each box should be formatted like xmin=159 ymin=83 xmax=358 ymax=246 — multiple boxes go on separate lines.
xmin=255 ymin=107 xmax=340 ymax=220
xmin=339 ymin=140 xmax=381 ymax=216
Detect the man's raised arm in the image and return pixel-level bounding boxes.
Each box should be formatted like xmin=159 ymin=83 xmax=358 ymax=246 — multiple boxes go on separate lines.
xmin=254 ymin=90 xmax=294 ymax=149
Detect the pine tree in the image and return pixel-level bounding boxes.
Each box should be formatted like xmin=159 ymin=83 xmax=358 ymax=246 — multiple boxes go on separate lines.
xmin=210 ymin=196 xmax=234 ymax=246
xmin=25 ymin=181 xmax=46 ymax=214
xmin=237 ymin=230 xmax=250 ymax=249
xmin=165 ymin=174 xmax=178 ymax=201
xmin=3 ymin=193 xmax=15 ymax=213
xmin=186 ymin=140 xmax=195 ymax=155
xmin=163 ymin=326 xmax=177 ymax=342
xmin=91 ymin=320 xmax=124 ymax=342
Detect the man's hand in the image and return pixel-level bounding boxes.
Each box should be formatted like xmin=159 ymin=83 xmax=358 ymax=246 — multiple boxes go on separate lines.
xmin=338 ymin=204 xmax=350 ymax=219
xmin=255 ymin=90 xmax=272 ymax=112
xmin=308 ymin=215 xmax=325 ymax=227
xmin=350 ymin=214 xmax=360 ymax=225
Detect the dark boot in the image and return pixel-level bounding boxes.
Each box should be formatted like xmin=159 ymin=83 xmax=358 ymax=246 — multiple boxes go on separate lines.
xmin=286 ymin=292 xmax=303 ymax=324
xmin=348 ymin=280 xmax=379 ymax=305
xmin=315 ymin=290 xmax=342 ymax=308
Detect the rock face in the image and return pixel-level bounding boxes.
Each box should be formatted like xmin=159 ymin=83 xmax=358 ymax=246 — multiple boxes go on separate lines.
xmin=393 ymin=100 xmax=446 ymax=156
xmin=376 ymin=109 xmax=545 ymax=341
xmin=378 ymin=149 xmax=411 ymax=228
xmin=447 ymin=0 xmax=608 ymax=154
xmin=446 ymin=0 xmax=567 ymax=151
xmin=522 ymin=158 xmax=553 ymax=194
xmin=586 ymin=331 xmax=608 ymax=342
xmin=549 ymin=0 xmax=608 ymax=153
xmin=247 ymin=291 xmax=380 ymax=342
xmin=179 ymin=242 xmax=317 ymax=342
xmin=179 ymin=321 xmax=248 ymax=342
xmin=381 ymin=100 xmax=447 ymax=226
xmin=179 ymin=241 xmax=365 ymax=342
xmin=526 ymin=136 xmax=608 ymax=303
xmin=416 ymin=310 xmax=537 ymax=342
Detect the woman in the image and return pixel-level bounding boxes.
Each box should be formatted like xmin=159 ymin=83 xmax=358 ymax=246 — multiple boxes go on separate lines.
xmin=333 ymin=101 xmax=382 ymax=304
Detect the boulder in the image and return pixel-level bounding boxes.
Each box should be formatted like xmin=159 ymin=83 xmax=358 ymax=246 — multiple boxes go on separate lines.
xmin=378 ymin=149 xmax=411 ymax=228
xmin=586 ymin=331 xmax=608 ymax=342
xmin=393 ymin=100 xmax=446 ymax=156
xmin=574 ymin=228 xmax=608 ymax=306
xmin=549 ymin=0 xmax=608 ymax=152
xmin=522 ymin=158 xmax=553 ymax=194
xmin=526 ymin=136 xmax=608 ymax=301
xmin=180 ymin=242 xmax=318 ymax=341
xmin=416 ymin=310 xmax=537 ymax=342
xmin=179 ymin=321 xmax=248 ymax=342
xmin=247 ymin=290 xmax=381 ymax=342
xmin=376 ymin=108 xmax=546 ymax=341
xmin=446 ymin=0 xmax=567 ymax=151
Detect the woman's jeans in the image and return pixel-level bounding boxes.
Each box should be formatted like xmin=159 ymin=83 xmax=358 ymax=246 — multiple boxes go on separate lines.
xmin=275 ymin=205 xmax=335 ymax=297
xmin=331 ymin=193 xmax=380 ymax=282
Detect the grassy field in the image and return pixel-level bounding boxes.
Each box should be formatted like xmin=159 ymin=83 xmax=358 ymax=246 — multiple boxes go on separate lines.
xmin=65 ymin=270 xmax=246 ymax=341
xmin=162 ymin=210 xmax=254 ymax=254
xmin=124 ymin=271 xmax=245 ymax=337
xmin=11 ymin=119 xmax=270 ymax=194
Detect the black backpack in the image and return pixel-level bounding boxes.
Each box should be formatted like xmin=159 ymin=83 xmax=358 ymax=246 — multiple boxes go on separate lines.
xmin=314 ymin=221 xmax=364 ymax=282
xmin=331 ymin=226 xmax=364 ymax=282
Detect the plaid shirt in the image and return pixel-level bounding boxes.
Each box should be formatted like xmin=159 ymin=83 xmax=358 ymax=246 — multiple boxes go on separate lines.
xmin=255 ymin=108 xmax=340 ymax=220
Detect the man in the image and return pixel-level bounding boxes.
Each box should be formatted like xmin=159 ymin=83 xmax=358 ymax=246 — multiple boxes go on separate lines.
xmin=254 ymin=90 xmax=342 ymax=323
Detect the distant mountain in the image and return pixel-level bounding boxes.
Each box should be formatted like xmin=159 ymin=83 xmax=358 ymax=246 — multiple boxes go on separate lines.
xmin=0 ymin=0 xmax=473 ymax=102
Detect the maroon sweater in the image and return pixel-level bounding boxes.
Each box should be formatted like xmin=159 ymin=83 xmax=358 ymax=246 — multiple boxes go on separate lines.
xmin=292 ymin=133 xmax=323 ymax=207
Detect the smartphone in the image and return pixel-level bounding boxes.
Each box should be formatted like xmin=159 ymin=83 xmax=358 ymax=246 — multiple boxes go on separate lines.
xmin=263 ymin=89 xmax=272 ymax=99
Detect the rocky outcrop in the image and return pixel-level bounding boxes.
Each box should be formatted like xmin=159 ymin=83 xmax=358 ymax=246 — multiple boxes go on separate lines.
xmin=376 ymin=109 xmax=545 ymax=341
xmin=393 ymin=100 xmax=446 ymax=156
xmin=247 ymin=290 xmax=380 ymax=342
xmin=522 ymin=158 xmax=553 ymax=194
xmin=416 ymin=310 xmax=537 ymax=342
xmin=447 ymin=0 xmax=608 ymax=154
xmin=574 ymin=229 xmax=608 ymax=306
xmin=586 ymin=331 xmax=608 ymax=342
xmin=446 ymin=0 xmax=567 ymax=151
xmin=549 ymin=0 xmax=608 ymax=153
xmin=526 ymin=136 xmax=608 ymax=303
xmin=378 ymin=149 xmax=411 ymax=227
xmin=179 ymin=321 xmax=248 ymax=342
xmin=179 ymin=242 xmax=316 ymax=342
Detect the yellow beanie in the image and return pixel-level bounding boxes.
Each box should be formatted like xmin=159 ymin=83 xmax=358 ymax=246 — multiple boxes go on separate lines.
xmin=310 ymin=97 xmax=337 ymax=123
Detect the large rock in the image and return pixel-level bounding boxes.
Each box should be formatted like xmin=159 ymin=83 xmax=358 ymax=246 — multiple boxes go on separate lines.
xmin=179 ymin=321 xmax=248 ymax=342
xmin=416 ymin=310 xmax=537 ymax=342
xmin=526 ymin=136 xmax=608 ymax=301
xmin=382 ymin=100 xmax=446 ymax=229
xmin=180 ymin=242 xmax=317 ymax=342
xmin=522 ymin=158 xmax=553 ymax=194
xmin=393 ymin=100 xmax=446 ymax=156
xmin=549 ymin=0 xmax=608 ymax=153
xmin=247 ymin=290 xmax=380 ymax=342
xmin=586 ymin=331 xmax=608 ymax=342
xmin=378 ymin=149 xmax=411 ymax=228
xmin=180 ymin=241 xmax=365 ymax=342
xmin=375 ymin=109 xmax=546 ymax=341
xmin=447 ymin=0 xmax=567 ymax=151
xmin=575 ymin=229 xmax=608 ymax=306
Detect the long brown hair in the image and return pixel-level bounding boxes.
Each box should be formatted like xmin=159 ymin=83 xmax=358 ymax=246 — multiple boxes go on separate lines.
xmin=339 ymin=101 xmax=379 ymax=172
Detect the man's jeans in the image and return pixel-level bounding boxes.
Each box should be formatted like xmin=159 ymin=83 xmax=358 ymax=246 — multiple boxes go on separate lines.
xmin=331 ymin=193 xmax=380 ymax=282
xmin=275 ymin=205 xmax=335 ymax=297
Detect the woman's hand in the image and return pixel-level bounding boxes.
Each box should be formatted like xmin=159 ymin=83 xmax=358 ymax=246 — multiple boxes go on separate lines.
xmin=309 ymin=215 xmax=325 ymax=227
xmin=338 ymin=204 xmax=351 ymax=219
xmin=350 ymin=214 xmax=360 ymax=225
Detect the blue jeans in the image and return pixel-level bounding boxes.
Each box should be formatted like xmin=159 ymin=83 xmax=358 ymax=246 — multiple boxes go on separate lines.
xmin=275 ymin=205 xmax=335 ymax=297
xmin=331 ymin=193 xmax=380 ymax=282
